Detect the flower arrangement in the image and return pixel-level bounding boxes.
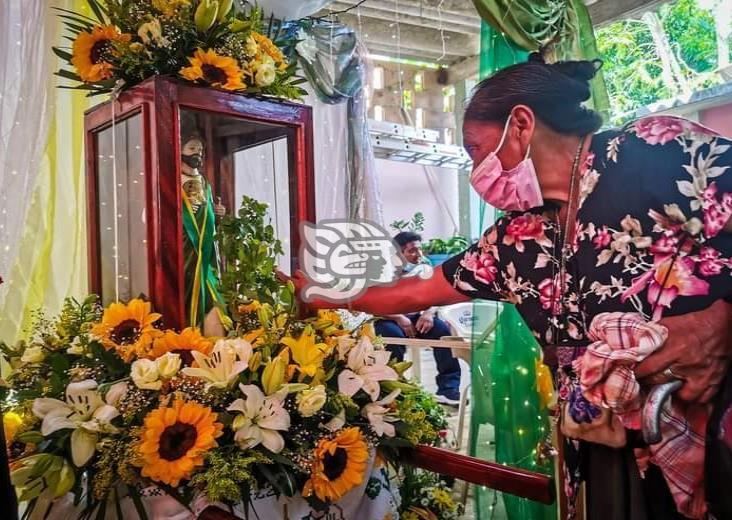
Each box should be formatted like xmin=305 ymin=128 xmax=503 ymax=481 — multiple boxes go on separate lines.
xmin=1 ymin=196 xmax=447 ymax=517
xmin=399 ymin=468 xmax=465 ymax=520
xmin=52 ymin=0 xmax=307 ymax=99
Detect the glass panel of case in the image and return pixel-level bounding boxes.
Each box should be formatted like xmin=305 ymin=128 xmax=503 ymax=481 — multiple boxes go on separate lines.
xmin=95 ymin=113 xmax=148 ymax=305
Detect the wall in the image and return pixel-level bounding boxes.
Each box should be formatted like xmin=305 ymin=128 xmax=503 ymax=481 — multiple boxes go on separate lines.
xmin=375 ymin=158 xmax=460 ymax=240
xmin=700 ymin=101 xmax=732 ymax=138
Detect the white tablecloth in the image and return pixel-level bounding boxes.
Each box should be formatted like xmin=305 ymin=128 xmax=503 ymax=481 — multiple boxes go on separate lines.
xmin=27 ymin=456 xmax=399 ymax=520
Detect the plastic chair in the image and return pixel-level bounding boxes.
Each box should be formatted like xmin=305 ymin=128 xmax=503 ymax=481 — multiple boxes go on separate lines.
xmin=438 ymin=301 xmax=501 ymax=451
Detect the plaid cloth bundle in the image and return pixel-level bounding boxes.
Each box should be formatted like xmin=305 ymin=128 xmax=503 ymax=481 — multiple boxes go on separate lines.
xmin=574 ymin=312 xmax=709 ymax=519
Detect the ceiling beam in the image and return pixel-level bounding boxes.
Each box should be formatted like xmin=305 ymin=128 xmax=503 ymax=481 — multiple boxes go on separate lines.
xmin=338 ymin=13 xmax=479 ymax=58
xmin=329 ymin=0 xmax=480 ymax=28
xmin=329 ymin=2 xmax=480 ymax=33
xmin=588 ymin=0 xmax=668 ymax=26
xmin=446 ymin=55 xmax=480 ymax=83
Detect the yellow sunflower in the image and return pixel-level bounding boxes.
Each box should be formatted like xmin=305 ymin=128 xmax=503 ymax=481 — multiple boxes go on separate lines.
xmin=180 ymin=48 xmax=246 ymax=90
xmin=71 ymin=25 xmax=130 ymax=83
xmin=91 ymin=299 xmax=162 ymax=361
xmin=147 ymin=327 xmax=213 ymax=365
xmin=303 ymin=428 xmax=369 ymax=502
xmin=138 ymin=399 xmax=223 ymax=487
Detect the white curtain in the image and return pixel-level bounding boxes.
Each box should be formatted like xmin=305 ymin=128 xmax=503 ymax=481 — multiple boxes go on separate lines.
xmin=306 ymin=88 xmax=351 ymax=221
xmin=0 ymin=0 xmax=54 ymax=303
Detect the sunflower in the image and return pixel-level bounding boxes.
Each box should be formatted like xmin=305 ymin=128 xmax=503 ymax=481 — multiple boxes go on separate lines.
xmin=180 ymin=49 xmax=246 ymax=91
xmin=91 ymin=299 xmax=162 ymax=361
xmin=303 ymin=428 xmax=369 ymax=502
xmin=71 ymin=25 xmax=130 ymax=83
xmin=147 ymin=327 xmax=213 ymax=365
xmin=138 ymin=399 xmax=223 ymax=487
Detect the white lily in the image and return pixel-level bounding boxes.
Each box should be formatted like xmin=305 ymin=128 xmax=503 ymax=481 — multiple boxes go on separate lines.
xmin=362 ymin=389 xmax=401 ymax=437
xmin=337 ymin=336 xmax=398 ymax=401
xmin=32 ymin=379 xmax=119 ymax=467
xmin=336 ymin=336 xmax=357 ymax=361
xmin=182 ymin=338 xmax=252 ymax=390
xmin=228 ymin=384 xmax=290 ymax=453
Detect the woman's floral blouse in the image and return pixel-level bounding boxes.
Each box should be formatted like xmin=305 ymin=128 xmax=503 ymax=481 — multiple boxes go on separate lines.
xmin=443 ymin=115 xmax=732 ymax=347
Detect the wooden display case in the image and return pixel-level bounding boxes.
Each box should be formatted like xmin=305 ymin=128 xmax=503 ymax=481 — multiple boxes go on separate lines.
xmin=83 ymin=76 xmax=315 ymax=329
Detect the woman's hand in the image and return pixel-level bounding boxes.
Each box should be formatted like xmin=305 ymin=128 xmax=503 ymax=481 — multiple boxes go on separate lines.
xmin=635 ymin=299 xmax=732 ymax=403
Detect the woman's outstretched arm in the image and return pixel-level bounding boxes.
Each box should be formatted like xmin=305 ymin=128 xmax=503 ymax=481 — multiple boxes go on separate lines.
xmin=293 ymin=266 xmax=471 ymax=315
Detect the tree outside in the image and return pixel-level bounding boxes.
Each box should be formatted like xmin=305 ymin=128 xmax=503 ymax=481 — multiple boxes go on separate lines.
xmin=596 ymin=0 xmax=732 ymax=124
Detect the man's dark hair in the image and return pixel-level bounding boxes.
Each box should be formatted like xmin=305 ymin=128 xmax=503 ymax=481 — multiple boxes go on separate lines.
xmin=394 ymin=231 xmax=422 ymax=248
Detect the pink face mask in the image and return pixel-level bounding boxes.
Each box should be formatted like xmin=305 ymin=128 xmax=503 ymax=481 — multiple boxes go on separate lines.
xmin=469 ymin=115 xmax=544 ymax=212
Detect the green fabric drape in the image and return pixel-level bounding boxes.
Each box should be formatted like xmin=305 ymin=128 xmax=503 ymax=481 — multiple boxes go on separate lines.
xmin=471 ymin=0 xmax=610 ymax=118
xmin=468 ymin=22 xmax=556 ymax=520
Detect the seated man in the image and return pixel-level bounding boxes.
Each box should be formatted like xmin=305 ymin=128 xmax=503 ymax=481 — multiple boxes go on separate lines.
xmin=374 ymin=231 xmax=462 ymax=406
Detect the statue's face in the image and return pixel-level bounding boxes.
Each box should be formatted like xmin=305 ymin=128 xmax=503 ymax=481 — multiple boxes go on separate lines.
xmin=181 ymin=138 xmax=204 ymax=174
xmin=182 ymin=138 xmax=203 ymax=156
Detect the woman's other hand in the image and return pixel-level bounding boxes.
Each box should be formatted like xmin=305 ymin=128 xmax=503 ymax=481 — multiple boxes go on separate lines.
xmin=635 ymin=299 xmax=732 ymax=403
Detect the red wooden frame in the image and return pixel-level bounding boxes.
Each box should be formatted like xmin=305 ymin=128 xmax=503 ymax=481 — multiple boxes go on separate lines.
xmin=84 ymin=76 xmax=315 ymax=330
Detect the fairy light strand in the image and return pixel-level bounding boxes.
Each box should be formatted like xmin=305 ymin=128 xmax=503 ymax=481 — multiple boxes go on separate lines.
xmin=437 ymin=0 xmax=446 ymax=62
xmin=395 ymin=0 xmax=404 ymax=109
xmin=356 ymin=1 xmax=364 ymax=37
xmin=110 ymin=83 xmax=121 ymax=302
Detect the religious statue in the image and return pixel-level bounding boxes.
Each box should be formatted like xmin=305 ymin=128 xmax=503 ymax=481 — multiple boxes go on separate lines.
xmin=180 ymin=132 xmax=226 ymax=332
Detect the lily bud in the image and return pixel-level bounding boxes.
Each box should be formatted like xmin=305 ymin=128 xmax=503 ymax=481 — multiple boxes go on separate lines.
xmin=261 ymin=355 xmax=286 ymax=395
xmin=194 ymin=0 xmax=219 ymax=32
xmin=216 ymin=0 xmax=234 ymax=21
xmin=248 ymin=351 xmax=262 ymax=372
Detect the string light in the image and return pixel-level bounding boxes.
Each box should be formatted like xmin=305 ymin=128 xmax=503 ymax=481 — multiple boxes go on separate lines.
xmin=110 ymin=85 xmax=121 ymax=301
xmin=395 ymin=0 xmax=404 ymax=110
xmin=437 ymin=0 xmax=446 ymax=62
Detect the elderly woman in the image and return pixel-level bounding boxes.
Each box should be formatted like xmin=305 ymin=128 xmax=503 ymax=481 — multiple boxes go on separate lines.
xmin=299 ymin=55 xmax=732 ymax=519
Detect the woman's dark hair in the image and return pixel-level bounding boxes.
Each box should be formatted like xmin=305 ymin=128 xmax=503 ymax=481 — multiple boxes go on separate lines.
xmin=464 ymin=52 xmax=603 ymax=135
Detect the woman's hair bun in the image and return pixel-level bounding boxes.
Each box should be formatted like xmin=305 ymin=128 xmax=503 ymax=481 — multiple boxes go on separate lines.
xmin=528 ymin=52 xmax=545 ymax=64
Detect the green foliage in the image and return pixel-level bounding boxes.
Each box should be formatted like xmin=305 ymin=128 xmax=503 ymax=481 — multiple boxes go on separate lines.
xmin=596 ymin=0 xmax=728 ymax=123
xmin=217 ymin=195 xmax=293 ymax=317
xmin=390 ymin=212 xmax=425 ymax=233
xmin=395 ymin=390 xmax=447 ymax=446
xmin=423 ymin=235 xmax=469 ymax=255
xmin=190 ymin=448 xmax=273 ymax=504
xmin=662 ymin=0 xmax=719 ymax=72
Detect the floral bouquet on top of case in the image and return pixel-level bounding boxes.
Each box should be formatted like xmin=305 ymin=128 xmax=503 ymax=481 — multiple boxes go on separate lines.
xmin=52 ymin=0 xmax=308 ymax=100
xmin=0 ymin=198 xmax=447 ymax=519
